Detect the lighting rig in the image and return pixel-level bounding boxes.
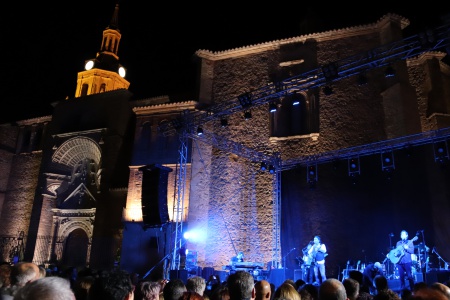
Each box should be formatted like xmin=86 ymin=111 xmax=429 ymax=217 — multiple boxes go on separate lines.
xmin=158 ymin=22 xmax=450 ymax=273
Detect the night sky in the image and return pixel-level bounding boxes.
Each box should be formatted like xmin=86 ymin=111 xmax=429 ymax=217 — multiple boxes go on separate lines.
xmin=2 ymin=1 xmax=449 ymax=123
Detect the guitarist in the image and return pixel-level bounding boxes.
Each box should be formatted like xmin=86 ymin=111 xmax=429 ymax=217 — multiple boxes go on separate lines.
xmin=395 ymin=230 xmax=418 ymax=290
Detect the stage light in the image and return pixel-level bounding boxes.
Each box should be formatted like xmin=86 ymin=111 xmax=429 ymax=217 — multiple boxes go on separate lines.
xmin=323 ymin=86 xmax=333 ymax=95
xmin=244 ymin=110 xmax=252 ymax=120
xmin=220 ymin=118 xmax=228 ymax=127
xmin=433 ymin=140 xmax=449 ymax=163
xmin=291 ymin=93 xmax=301 ymax=106
xmin=322 ymin=62 xmax=339 ymax=80
xmin=197 ymin=126 xmax=203 ymax=136
xmin=357 ymin=73 xmax=368 ymax=85
xmin=348 ymin=157 xmax=360 ymax=175
xmin=381 ymin=151 xmax=395 ymax=172
xmin=269 ymin=102 xmax=277 ymax=113
xmin=260 ymin=162 xmax=267 ymax=171
xmin=268 ymin=165 xmax=275 ymax=174
xmin=307 ymin=164 xmax=317 ymax=186
xmin=238 ymin=92 xmax=252 ymax=108
xmin=385 ymin=65 xmax=396 ymax=77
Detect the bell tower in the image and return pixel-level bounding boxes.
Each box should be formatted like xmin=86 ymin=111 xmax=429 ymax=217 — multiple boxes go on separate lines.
xmin=75 ymin=2 xmax=130 ymax=97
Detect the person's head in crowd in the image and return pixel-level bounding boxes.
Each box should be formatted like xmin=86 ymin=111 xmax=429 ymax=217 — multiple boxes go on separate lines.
xmin=412 ymin=287 xmax=448 ymax=300
xmin=430 ymin=282 xmax=450 ymax=300
xmin=73 ymin=275 xmax=95 ymax=300
xmin=12 ymin=276 xmax=75 ymax=300
xmin=89 ymin=268 xmax=134 ymax=300
xmin=318 ymin=278 xmax=347 ymax=300
xmin=227 ymin=271 xmax=255 ymax=300
xmin=210 ymin=285 xmax=230 ymax=300
xmin=298 ymin=283 xmax=318 ymax=300
xmin=373 ymin=275 xmax=388 ymax=292
xmin=38 ymin=266 xmax=46 ymax=279
xmin=10 ymin=262 xmax=40 ymax=287
xmin=135 ymin=281 xmax=161 ymax=300
xmin=163 ymin=279 xmax=187 ymax=300
xmin=255 ymin=280 xmax=271 ymax=300
xmin=0 ymin=263 xmax=12 ymax=289
xmin=273 ymin=283 xmax=300 ymax=300
xmin=179 ymin=291 xmax=205 ymax=300
xmin=342 ymin=278 xmax=359 ymax=300
xmin=187 ymin=276 xmax=207 ymax=296
xmin=294 ymin=279 xmax=306 ymax=290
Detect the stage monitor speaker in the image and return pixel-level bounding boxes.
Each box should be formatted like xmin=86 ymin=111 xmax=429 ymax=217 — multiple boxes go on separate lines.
xmin=269 ymin=269 xmax=286 ymax=289
xmin=140 ymin=165 xmax=172 ymax=226
xmin=294 ymin=269 xmax=303 ymax=282
xmin=425 ymin=270 xmax=450 ymax=285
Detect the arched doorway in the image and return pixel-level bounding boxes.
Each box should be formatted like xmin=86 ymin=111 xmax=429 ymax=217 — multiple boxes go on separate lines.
xmin=62 ymin=228 xmax=89 ymax=268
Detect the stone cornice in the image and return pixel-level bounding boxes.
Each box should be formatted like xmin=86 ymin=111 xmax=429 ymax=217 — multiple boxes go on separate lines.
xmin=16 ymin=115 xmax=52 ymax=126
xmin=196 ymin=13 xmax=409 ymax=61
xmin=133 ymin=100 xmax=198 ymax=115
xmin=407 ymin=51 xmax=450 ymax=75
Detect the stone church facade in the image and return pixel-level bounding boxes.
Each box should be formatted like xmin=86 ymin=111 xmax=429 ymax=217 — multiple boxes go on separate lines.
xmin=0 ymin=4 xmax=449 ymax=279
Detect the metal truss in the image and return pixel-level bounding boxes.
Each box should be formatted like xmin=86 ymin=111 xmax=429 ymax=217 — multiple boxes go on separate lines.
xmin=163 ymin=21 xmax=450 ymax=272
xmin=281 ymin=127 xmax=450 ymax=170
xmin=158 ymin=23 xmax=450 ymax=136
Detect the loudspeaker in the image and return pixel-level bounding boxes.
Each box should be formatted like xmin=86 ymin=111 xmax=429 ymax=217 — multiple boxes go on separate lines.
xmin=425 ymin=270 xmax=450 ymax=284
xmin=202 ymin=267 xmax=215 ymax=280
xmin=388 ymin=279 xmax=401 ymax=291
xmin=269 ymin=269 xmax=286 ymax=289
xmin=294 ymin=269 xmax=303 ymax=282
xmin=140 ymin=165 xmax=172 ymax=226
xmin=170 ymin=269 xmax=188 ymax=284
xmin=214 ymin=270 xmax=228 ymax=283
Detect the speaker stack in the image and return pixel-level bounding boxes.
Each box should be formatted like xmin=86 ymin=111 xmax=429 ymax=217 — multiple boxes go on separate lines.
xmin=139 ymin=164 xmax=172 ymax=226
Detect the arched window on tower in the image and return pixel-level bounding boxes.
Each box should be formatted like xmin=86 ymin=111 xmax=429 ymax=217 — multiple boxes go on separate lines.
xmin=270 ymin=92 xmax=319 ymax=138
xmin=99 ymin=83 xmax=106 ymax=93
xmin=81 ymin=84 xmax=89 ymax=96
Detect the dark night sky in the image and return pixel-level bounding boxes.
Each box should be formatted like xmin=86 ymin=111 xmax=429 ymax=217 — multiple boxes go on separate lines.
xmin=2 ymin=1 xmax=449 ymax=124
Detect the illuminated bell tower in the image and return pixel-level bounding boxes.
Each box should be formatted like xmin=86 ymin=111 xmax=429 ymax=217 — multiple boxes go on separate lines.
xmin=75 ymin=3 xmax=130 ymax=97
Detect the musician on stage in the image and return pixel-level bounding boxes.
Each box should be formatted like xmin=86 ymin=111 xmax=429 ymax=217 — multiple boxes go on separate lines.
xmin=230 ymin=251 xmax=244 ymax=266
xmin=395 ymin=230 xmax=417 ymax=290
xmin=301 ymin=241 xmax=314 ymax=283
xmin=308 ymin=235 xmax=327 ymax=285
xmin=362 ymin=262 xmax=383 ymax=294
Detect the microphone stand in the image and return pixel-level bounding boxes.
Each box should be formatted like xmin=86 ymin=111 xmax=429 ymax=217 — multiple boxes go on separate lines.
xmin=283 ymin=248 xmax=296 ymax=281
xmin=433 ymin=247 xmax=449 ymax=270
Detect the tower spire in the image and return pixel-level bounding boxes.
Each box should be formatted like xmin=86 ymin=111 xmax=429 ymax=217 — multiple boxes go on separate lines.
xmin=74 ymin=1 xmax=129 ymax=98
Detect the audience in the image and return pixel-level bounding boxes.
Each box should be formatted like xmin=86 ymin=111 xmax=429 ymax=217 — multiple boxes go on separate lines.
xmin=163 ymin=279 xmax=187 ymax=300
xmin=298 ymin=283 xmax=319 ymax=300
xmin=343 ymin=278 xmax=359 ymax=300
xmin=372 ymin=275 xmax=399 ymax=300
xmin=318 ymin=278 xmax=347 ymax=300
xmin=227 ymin=271 xmax=255 ymax=300
xmin=210 ymin=285 xmax=229 ymax=300
xmin=179 ymin=291 xmax=205 ymax=300
xmin=430 ymin=282 xmax=450 ymax=299
xmin=12 ymin=276 xmax=75 ymax=300
xmin=273 ymin=282 xmax=301 ymax=300
xmin=255 ymin=280 xmax=271 ymax=300
xmin=187 ymin=276 xmax=207 ymax=297
xmin=6 ymin=258 xmax=450 ymax=300
xmin=1 ymin=262 xmax=41 ymax=299
xmin=88 ymin=268 xmax=134 ymax=300
xmin=135 ymin=281 xmax=161 ymax=300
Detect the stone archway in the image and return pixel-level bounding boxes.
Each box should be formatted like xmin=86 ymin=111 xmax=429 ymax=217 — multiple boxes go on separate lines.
xmin=62 ymin=228 xmax=89 ymax=268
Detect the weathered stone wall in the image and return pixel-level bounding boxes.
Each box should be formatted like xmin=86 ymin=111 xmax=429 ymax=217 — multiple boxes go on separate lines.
xmin=0 ymin=152 xmax=42 ymax=238
xmin=187 ymin=15 xmax=441 ymax=271
xmin=0 ymin=124 xmax=19 ymax=218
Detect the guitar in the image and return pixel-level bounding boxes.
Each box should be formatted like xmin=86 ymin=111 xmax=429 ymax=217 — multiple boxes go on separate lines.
xmin=388 ymin=236 xmax=418 ymax=264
